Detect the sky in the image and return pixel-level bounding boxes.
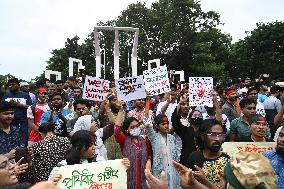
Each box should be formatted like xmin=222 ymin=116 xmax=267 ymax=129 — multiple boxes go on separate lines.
xmin=0 ymin=0 xmax=283 ymax=81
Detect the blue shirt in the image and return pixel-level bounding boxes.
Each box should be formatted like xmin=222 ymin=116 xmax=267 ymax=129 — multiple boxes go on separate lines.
xmin=0 ymin=125 xmax=25 ymax=154
xmin=3 ymin=92 xmax=32 ymax=121
xmin=40 ymin=109 xmax=74 ymax=136
xmin=258 ymin=93 xmax=267 ymax=104
xmin=263 ymin=150 xmax=284 ymax=188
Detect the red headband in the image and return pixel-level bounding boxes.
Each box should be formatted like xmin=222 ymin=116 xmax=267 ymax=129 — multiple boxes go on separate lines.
xmin=226 ymin=89 xmax=236 ymax=96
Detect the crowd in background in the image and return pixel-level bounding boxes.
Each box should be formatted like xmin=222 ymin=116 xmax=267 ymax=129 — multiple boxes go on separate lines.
xmin=0 ymin=74 xmax=284 ymax=189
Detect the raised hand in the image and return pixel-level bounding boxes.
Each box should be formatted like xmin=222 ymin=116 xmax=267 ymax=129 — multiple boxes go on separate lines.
xmin=145 ymin=169 xmax=168 ymax=189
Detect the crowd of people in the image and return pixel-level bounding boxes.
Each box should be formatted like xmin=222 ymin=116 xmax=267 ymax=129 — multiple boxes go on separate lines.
xmin=0 ymin=75 xmax=283 ymax=189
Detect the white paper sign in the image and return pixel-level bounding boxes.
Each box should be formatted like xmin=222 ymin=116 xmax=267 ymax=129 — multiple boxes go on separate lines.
xmin=189 ymin=77 xmax=213 ymax=107
xmin=83 ymin=76 xmax=110 ymax=101
xmin=5 ymin=98 xmax=27 ymax=105
xmin=115 ymin=76 xmax=146 ymax=102
xmin=143 ymin=66 xmax=170 ymax=95
xmin=57 ymin=159 xmax=127 ymax=189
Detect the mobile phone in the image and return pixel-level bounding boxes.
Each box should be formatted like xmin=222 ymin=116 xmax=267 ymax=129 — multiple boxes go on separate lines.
xmin=15 ymin=147 xmax=28 ymax=165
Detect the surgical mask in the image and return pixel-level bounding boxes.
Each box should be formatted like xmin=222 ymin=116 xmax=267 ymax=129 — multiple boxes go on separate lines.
xmin=130 ymin=128 xmax=141 ymax=137
xmin=190 ymin=117 xmax=203 ymax=125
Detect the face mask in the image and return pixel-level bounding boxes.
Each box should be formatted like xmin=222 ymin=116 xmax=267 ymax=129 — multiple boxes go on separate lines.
xmin=190 ymin=117 xmax=203 ymax=125
xmin=130 ymin=128 xmax=141 ymax=137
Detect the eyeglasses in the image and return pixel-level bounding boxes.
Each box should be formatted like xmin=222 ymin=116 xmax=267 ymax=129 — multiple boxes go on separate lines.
xmin=206 ymin=132 xmax=225 ymax=139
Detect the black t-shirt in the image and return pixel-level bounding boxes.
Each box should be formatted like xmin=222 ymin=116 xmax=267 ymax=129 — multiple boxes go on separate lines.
xmin=239 ymin=135 xmax=274 ymax=142
xmin=187 ymin=151 xmax=230 ymax=187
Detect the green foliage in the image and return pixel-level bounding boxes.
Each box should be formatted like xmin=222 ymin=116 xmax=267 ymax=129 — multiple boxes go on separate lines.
xmin=41 ymin=0 xmax=283 ymax=82
xmin=229 ymin=21 xmax=284 ymax=79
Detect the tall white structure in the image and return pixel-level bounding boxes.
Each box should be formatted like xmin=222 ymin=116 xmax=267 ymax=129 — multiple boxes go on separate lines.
xmin=68 ymin=57 xmax=84 ymax=77
xmin=94 ymin=26 xmax=139 ymax=79
xmin=174 ymin=71 xmax=185 ymax=81
xmin=148 ymin=59 xmax=161 ymax=70
xmin=45 ymin=70 xmax=61 ymax=81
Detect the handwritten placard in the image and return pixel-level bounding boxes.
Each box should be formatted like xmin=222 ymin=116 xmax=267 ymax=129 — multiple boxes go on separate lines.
xmin=222 ymin=142 xmax=276 ymax=158
xmin=143 ymin=66 xmax=170 ymax=95
xmin=83 ymin=76 xmax=110 ymax=101
xmin=115 ymin=76 xmax=146 ymax=102
xmin=188 ymin=77 xmax=213 ymax=107
xmin=57 ymin=159 xmax=127 ymax=189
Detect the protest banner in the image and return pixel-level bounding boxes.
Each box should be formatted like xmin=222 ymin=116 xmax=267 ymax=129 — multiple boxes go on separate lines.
xmin=115 ymin=76 xmax=146 ymax=102
xmin=57 ymin=159 xmax=127 ymax=189
xmin=188 ymin=77 xmax=213 ymax=107
xmin=83 ymin=76 xmax=110 ymax=101
xmin=222 ymin=142 xmax=276 ymax=158
xmin=143 ymin=65 xmax=170 ymax=95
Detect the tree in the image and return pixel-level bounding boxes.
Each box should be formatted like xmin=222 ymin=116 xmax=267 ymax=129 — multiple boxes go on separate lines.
xmin=229 ymin=21 xmax=284 ymax=79
xmin=43 ymin=0 xmax=231 ymax=81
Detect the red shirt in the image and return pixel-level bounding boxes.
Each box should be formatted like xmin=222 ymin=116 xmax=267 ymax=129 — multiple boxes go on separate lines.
xmin=27 ymin=103 xmax=50 ymax=142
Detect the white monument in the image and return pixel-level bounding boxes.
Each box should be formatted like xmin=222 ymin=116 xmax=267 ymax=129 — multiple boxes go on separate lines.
xmin=174 ymin=71 xmax=185 ymax=81
xmin=68 ymin=57 xmax=84 ymax=77
xmin=45 ymin=70 xmax=61 ymax=81
xmin=148 ymin=59 xmax=161 ymax=70
xmin=94 ymin=26 xmax=139 ymax=79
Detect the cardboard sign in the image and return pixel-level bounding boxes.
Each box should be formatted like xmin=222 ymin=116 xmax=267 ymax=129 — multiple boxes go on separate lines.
xmin=222 ymin=142 xmax=276 ymax=158
xmin=143 ymin=66 xmax=170 ymax=95
xmin=115 ymin=76 xmax=146 ymax=102
xmin=83 ymin=76 xmax=110 ymax=101
xmin=188 ymin=77 xmax=213 ymax=107
xmin=57 ymin=159 xmax=127 ymax=189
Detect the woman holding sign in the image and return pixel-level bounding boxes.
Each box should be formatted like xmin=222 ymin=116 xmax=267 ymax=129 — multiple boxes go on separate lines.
xmin=49 ymin=130 xmax=130 ymax=184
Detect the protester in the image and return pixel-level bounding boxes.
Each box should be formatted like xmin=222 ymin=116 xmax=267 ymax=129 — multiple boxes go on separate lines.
xmin=0 ymin=102 xmax=25 ymax=158
xmin=72 ymin=114 xmax=114 ymax=160
xmin=40 ymin=93 xmax=74 ymax=137
xmin=49 ymin=130 xmax=130 ymax=184
xmin=246 ymin=87 xmax=266 ymax=117
xmin=0 ymin=154 xmax=29 ymax=188
xmin=27 ymin=88 xmax=51 ymax=146
xmin=255 ymin=81 xmax=268 ymax=103
xmin=187 ymin=119 xmax=229 ymax=188
xmin=171 ymin=102 xmax=200 ymax=165
xmin=263 ymin=85 xmax=282 ymax=138
xmin=2 ymin=78 xmax=32 ymax=146
xmin=239 ymin=114 xmax=273 ymax=142
xmin=66 ymin=99 xmax=91 ymax=132
xmin=99 ymin=95 xmax=124 ymax=159
xmin=263 ymin=126 xmax=284 ymax=188
xmin=222 ymin=88 xmax=239 ymax=122
xmin=115 ymin=115 xmax=152 ymax=189
xmin=156 ymin=91 xmax=178 ymax=128
xmin=31 ymin=122 xmax=69 ymax=183
xmin=144 ymin=96 xmax=181 ymax=189
xmin=229 ymin=98 xmax=257 ymax=141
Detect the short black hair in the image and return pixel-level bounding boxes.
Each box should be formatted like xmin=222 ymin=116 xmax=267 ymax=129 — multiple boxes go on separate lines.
xmin=73 ymin=99 xmax=91 ymax=109
xmin=247 ymin=87 xmax=257 ymax=96
xmin=196 ymin=119 xmax=223 ymax=150
xmin=239 ymin=98 xmax=256 ymax=109
xmin=270 ymin=85 xmax=281 ymax=94
xmin=55 ymin=80 xmax=63 ymax=85
xmin=38 ymin=122 xmax=55 ymax=133
xmin=7 ymin=78 xmax=19 ymax=85
xmin=50 ymin=92 xmax=64 ymax=100
xmin=0 ymin=101 xmax=14 ymax=113
xmin=67 ymin=76 xmax=76 ymax=82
